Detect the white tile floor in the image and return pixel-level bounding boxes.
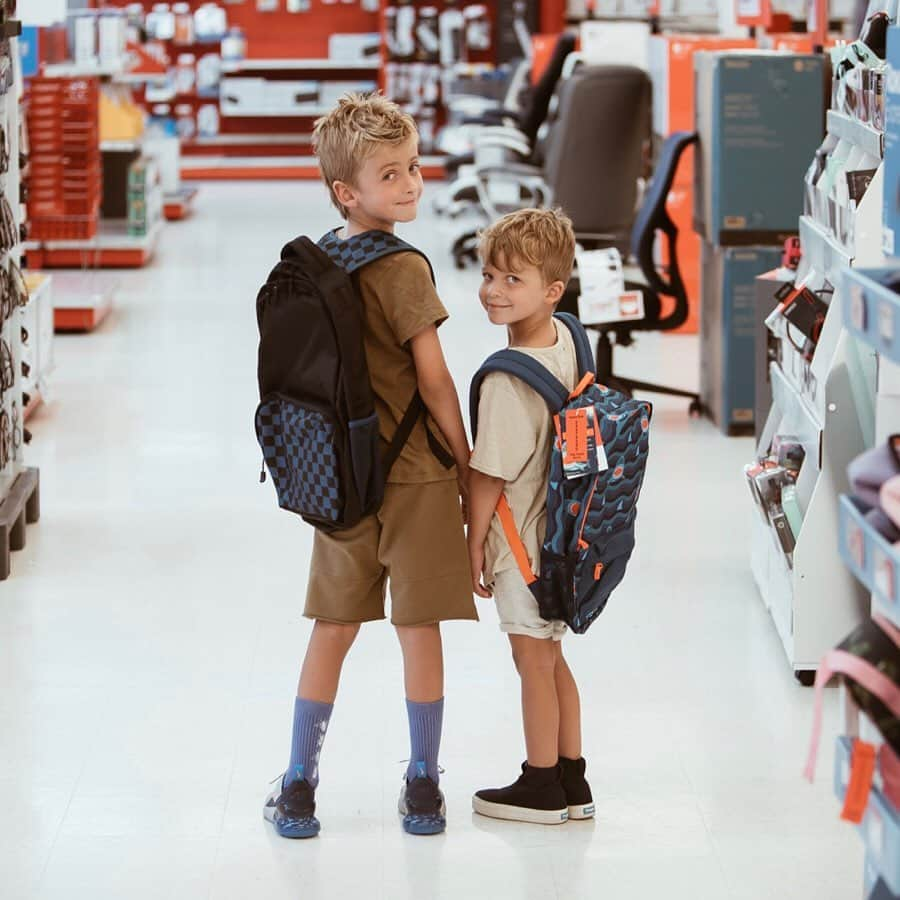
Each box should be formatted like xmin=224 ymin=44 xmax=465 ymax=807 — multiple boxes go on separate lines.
xmin=1 ymin=182 xmax=862 ymax=899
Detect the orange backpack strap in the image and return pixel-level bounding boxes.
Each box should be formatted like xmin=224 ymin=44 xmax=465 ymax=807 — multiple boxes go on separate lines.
xmin=496 ymin=495 xmax=538 ymax=586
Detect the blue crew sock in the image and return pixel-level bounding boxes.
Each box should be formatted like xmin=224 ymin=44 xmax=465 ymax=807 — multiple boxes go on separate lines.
xmin=285 ymin=697 xmax=333 ymax=789
xmin=405 ymin=698 xmax=444 ymax=784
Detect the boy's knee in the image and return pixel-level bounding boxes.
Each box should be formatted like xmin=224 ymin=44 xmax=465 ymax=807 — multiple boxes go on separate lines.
xmin=314 ymin=620 xmax=360 ymax=651
xmin=510 ymin=638 xmax=556 ymax=675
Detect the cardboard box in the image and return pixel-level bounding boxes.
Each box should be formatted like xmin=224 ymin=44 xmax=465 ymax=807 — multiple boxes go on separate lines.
xmin=648 ymin=34 xmax=754 ymax=187
xmin=700 ymin=243 xmax=784 ymax=433
xmin=693 ymin=51 xmax=825 ymax=246
xmin=884 ymin=27 xmax=900 ymax=258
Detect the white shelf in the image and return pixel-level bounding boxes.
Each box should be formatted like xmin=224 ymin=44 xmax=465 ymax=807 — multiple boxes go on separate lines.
xmin=24 ymin=219 xmax=163 ymax=252
xmin=220 ymin=58 xmax=380 ymax=73
xmin=220 ymin=107 xmax=333 ymax=118
xmin=100 ymin=140 xmax=142 ymax=152
xmin=827 ymin=110 xmax=884 ymax=160
xmin=799 ymin=215 xmax=853 ymax=287
xmin=185 ymin=134 xmax=312 ymax=146
xmin=42 ymin=60 xmax=126 ymax=78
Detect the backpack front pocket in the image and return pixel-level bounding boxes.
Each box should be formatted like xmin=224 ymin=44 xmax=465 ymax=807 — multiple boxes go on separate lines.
xmin=255 ymin=394 xmax=344 ymax=523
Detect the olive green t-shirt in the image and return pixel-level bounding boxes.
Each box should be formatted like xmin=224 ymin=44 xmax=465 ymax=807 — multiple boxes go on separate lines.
xmin=356 ymin=251 xmax=456 ymax=484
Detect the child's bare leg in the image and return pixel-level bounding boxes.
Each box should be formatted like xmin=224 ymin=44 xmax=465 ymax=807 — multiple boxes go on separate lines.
xmin=396 ymin=624 xmax=445 ymax=786
xmin=297 ymin=620 xmax=360 ymax=702
xmin=552 ymin=641 xmax=582 ymax=760
xmin=395 ymin=623 xmax=444 ymax=701
xmin=509 ymin=634 xmax=559 ymax=768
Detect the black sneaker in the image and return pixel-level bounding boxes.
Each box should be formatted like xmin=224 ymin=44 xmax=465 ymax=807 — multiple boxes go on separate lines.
xmin=559 ymin=756 xmax=595 ymax=820
xmin=263 ymin=775 xmax=321 ymax=839
xmin=398 ymin=763 xmax=446 ymax=836
xmin=472 ymin=763 xmax=568 ymax=825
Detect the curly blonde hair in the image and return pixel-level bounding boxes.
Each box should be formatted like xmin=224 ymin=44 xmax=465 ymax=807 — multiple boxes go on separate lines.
xmin=313 ymin=92 xmax=418 ymax=219
xmin=479 ymin=208 xmax=576 ymax=285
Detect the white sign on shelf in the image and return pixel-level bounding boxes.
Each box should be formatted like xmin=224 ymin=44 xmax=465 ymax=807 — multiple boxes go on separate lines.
xmin=575 ymin=248 xmax=645 ymax=326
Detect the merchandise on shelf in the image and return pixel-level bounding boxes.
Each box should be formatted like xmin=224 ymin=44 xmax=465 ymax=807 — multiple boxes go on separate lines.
xmin=884 ymin=26 xmax=900 ymax=256
xmin=694 ymin=51 xmax=826 ymax=246
xmin=25 ymin=76 xmax=101 ymax=240
xmin=700 ymin=243 xmax=784 ymax=434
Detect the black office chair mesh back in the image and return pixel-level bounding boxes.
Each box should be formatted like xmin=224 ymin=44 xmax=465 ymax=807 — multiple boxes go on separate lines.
xmin=543 ymin=65 xmax=651 ymax=250
xmin=517 ymin=32 xmax=577 ymax=145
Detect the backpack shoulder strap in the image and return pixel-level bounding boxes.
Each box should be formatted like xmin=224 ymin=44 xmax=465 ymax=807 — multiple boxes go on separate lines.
xmin=317 ymin=229 xmax=436 ymax=284
xmin=469 ymin=349 xmax=569 ymax=440
xmin=554 ymin=311 xmax=596 ymax=378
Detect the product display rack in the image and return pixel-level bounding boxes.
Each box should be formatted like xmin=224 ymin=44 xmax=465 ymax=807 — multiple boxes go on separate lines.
xmin=1 ymin=33 xmax=41 ymax=581
xmin=750 ymin=108 xmax=884 ymax=683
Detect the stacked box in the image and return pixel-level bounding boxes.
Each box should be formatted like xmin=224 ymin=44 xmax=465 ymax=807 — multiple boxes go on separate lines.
xmin=26 ymin=77 xmax=101 ymax=240
xmin=127 ymin=156 xmax=161 ymax=237
xmin=700 ymin=243 xmax=783 ymax=433
xmin=693 ymin=52 xmax=826 ymax=246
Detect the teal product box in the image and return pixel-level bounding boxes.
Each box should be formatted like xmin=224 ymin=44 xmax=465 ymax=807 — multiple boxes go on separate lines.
xmin=700 ymin=242 xmax=784 ymax=433
xmin=884 ymin=27 xmax=900 ymax=257
xmin=694 ymin=51 xmax=826 ymax=246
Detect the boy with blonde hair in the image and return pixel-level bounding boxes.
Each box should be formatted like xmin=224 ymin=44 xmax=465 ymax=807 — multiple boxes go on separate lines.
xmin=264 ymin=93 xmax=477 ymax=839
xmin=467 ymin=208 xmax=594 ymax=825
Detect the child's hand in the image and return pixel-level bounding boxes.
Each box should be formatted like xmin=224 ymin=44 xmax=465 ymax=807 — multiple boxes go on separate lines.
xmin=467 ymin=540 xmax=492 ymax=599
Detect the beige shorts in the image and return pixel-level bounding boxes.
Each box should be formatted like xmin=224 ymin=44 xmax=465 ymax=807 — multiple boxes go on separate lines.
xmin=305 ymin=479 xmax=478 ymax=627
xmin=491 ymin=568 xmax=567 ymax=641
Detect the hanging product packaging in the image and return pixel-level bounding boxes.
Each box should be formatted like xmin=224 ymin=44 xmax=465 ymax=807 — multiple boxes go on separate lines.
xmin=286 ymin=0 xmax=311 ymax=10
xmin=124 ymin=4 xmax=145 ymax=44
xmin=221 ymin=27 xmax=247 ymax=61
xmin=416 ymin=7 xmax=440 ymax=63
xmin=198 ymin=103 xmax=220 ymax=136
xmin=423 ymin=64 xmax=441 ymax=104
xmin=173 ymin=3 xmax=195 ymax=43
xmin=197 ymin=54 xmax=222 ymax=95
xmin=439 ymin=1 xmax=466 ymax=66
xmin=72 ymin=11 xmax=98 ymax=65
xmin=394 ymin=0 xmax=417 ymax=61
xmin=175 ymin=53 xmax=197 ymax=94
xmin=148 ymin=3 xmax=176 ymax=40
xmin=98 ymin=11 xmax=126 ymax=66
xmin=175 ymin=103 xmax=197 ymax=139
xmin=195 ymin=3 xmax=228 ymax=41
xmin=463 ymin=5 xmax=491 ymax=52
xmin=256 ymin=0 xmax=279 ymax=10
xmin=418 ymin=106 xmax=436 ymax=152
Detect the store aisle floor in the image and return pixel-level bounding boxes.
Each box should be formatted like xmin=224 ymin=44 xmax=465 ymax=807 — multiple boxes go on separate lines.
xmin=2 ymin=183 xmax=859 ymax=900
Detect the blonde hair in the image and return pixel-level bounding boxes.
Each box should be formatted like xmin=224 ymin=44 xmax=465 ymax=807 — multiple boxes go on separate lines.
xmin=479 ymin=208 xmax=576 ymax=285
xmin=313 ymin=92 xmax=418 ymax=219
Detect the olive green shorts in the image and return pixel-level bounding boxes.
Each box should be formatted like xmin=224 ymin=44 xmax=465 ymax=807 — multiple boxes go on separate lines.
xmin=305 ymin=479 xmax=478 ymax=627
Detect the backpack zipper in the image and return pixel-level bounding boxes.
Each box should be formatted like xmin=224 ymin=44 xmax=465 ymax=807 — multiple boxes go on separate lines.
xmin=259 ymin=458 xmax=267 ymax=483
xmin=575 ymin=474 xmax=600 ymax=551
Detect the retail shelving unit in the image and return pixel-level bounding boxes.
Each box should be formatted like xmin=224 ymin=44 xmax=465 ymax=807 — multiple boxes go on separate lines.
xmin=826 ymin=264 xmax=900 ymax=900
xmin=25 ymin=218 xmax=162 ymax=271
xmin=1 ymin=32 xmax=40 ymax=581
xmin=751 ymin=111 xmax=883 ymax=683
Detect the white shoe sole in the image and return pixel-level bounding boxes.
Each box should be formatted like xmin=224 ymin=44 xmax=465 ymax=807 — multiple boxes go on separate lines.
xmin=472 ymin=796 xmax=568 ymax=825
xmin=568 ymin=803 xmax=595 ymax=820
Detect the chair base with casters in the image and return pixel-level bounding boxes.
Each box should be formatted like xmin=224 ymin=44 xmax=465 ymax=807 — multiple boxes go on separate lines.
xmin=558 ymin=279 xmax=703 ymax=414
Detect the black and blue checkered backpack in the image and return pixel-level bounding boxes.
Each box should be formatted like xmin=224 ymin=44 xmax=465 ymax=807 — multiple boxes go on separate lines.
xmin=470 ymin=313 xmax=652 ymax=633
xmin=255 ymin=229 xmax=451 ymax=532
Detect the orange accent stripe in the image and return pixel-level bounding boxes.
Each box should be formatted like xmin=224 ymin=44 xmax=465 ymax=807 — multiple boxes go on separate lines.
xmin=496 ymin=495 xmax=537 ymax=585
xmin=569 ymin=372 xmax=595 ymax=400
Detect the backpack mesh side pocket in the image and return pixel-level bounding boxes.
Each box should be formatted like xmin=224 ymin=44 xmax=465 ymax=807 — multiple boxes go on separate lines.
xmin=255 ymin=394 xmax=343 ymax=523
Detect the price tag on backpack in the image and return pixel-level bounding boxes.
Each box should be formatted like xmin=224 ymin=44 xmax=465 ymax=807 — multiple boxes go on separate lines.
xmin=561 ymin=407 xmax=608 ymax=480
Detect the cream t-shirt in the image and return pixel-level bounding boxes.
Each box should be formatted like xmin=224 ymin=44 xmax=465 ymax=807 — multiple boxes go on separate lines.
xmin=469 ymin=320 xmax=578 ymax=584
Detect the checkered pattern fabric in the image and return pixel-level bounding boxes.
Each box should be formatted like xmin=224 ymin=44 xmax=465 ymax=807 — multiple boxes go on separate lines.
xmin=317 ymin=230 xmax=415 ymax=274
xmin=256 ymin=397 xmax=341 ymax=522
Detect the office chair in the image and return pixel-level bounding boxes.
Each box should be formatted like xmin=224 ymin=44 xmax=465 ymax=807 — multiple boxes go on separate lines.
xmin=559 ymin=131 xmax=701 ymax=411
xmin=436 ymin=31 xmax=579 ymax=216
xmin=449 ymin=64 xmax=650 ymax=267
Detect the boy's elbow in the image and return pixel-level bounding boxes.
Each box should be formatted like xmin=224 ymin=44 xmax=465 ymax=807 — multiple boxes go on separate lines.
xmin=417 ymin=369 xmax=454 ymax=402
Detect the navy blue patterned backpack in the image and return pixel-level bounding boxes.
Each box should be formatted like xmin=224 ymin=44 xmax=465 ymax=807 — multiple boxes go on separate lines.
xmin=470 ymin=313 xmax=652 ymax=633
xmin=255 ymin=229 xmax=452 ymax=532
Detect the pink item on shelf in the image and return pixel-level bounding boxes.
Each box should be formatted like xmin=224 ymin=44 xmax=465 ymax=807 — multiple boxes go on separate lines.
xmin=881 ymin=473 xmax=900 ymax=532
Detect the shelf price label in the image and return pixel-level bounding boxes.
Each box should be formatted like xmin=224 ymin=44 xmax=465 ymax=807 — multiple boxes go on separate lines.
xmin=847 ymin=520 xmax=866 ymax=571
xmin=849 ymin=285 xmax=867 ymax=333
xmin=874 ymin=548 xmax=895 ymax=603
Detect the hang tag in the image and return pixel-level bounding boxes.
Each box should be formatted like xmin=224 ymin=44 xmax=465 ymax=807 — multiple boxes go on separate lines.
xmin=840 ymin=739 xmax=876 ymax=824
xmin=561 ymin=407 xmax=608 ymax=480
